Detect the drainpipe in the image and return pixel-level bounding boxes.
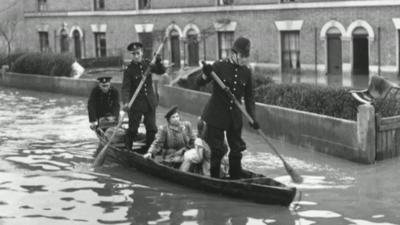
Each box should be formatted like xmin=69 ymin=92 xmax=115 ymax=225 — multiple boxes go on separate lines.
xmin=54 ymin=29 xmax=57 ymax=52
xmin=378 ymin=27 xmax=381 ymax=76
xmin=203 ymin=38 xmax=207 ymax=61
xmin=314 ymin=27 xmax=318 ymax=76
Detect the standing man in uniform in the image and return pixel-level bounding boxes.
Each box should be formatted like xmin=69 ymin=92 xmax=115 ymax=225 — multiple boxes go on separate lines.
xmin=197 ymin=37 xmax=259 ymax=179
xmin=88 ymin=76 xmax=120 ymax=130
xmin=122 ymin=42 xmax=166 ymax=151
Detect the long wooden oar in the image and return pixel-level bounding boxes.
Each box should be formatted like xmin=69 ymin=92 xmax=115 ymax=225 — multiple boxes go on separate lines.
xmin=202 ymin=62 xmax=303 ymax=183
xmin=93 ymin=37 xmax=168 ymax=167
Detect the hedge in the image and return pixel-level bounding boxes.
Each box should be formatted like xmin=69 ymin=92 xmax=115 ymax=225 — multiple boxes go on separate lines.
xmin=0 ymin=52 xmax=26 ymax=67
xmin=254 ymin=83 xmax=360 ymax=120
xmin=78 ymin=56 xmax=122 ymax=69
xmin=11 ymin=53 xmax=74 ymax=77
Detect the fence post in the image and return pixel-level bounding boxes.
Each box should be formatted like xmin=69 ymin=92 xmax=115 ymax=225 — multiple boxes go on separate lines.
xmin=1 ymin=65 xmax=9 ymax=82
xmin=357 ymin=104 xmax=376 ymax=163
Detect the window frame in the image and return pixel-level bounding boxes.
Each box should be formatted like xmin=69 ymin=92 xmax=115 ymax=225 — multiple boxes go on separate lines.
xmin=281 ymin=30 xmax=301 ymax=73
xmin=39 ymin=31 xmax=49 ymax=52
xmin=138 ymin=32 xmax=154 ymax=60
xmin=37 ymin=0 xmax=47 ymax=12
xmin=217 ymin=31 xmax=234 ymax=60
xmin=138 ymin=0 xmax=151 ymax=9
xmin=94 ymin=32 xmax=107 ymax=57
xmin=94 ymin=0 xmax=105 ymax=11
xmin=217 ymin=0 xmax=233 ymax=6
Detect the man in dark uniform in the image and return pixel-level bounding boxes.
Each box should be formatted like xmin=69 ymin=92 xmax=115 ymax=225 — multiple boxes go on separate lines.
xmin=88 ymin=76 xmax=120 ymax=130
xmin=122 ymin=42 xmax=166 ymax=151
xmin=197 ymin=37 xmax=259 ymax=179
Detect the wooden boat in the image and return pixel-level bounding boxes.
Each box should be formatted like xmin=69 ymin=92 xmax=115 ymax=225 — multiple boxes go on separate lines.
xmin=95 ymin=129 xmax=297 ymax=206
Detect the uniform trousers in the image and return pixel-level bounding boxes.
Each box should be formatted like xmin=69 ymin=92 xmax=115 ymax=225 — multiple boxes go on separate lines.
xmin=204 ymin=121 xmax=246 ymax=179
xmin=126 ymin=105 xmax=157 ymax=151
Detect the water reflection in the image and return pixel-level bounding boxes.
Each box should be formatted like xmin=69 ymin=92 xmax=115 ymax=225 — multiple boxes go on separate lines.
xmin=125 ymin=189 xmax=296 ymax=225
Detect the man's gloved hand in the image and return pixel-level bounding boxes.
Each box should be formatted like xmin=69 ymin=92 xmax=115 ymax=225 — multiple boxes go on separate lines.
xmin=201 ymin=61 xmax=213 ymax=78
xmin=143 ymin=152 xmax=153 ymax=159
xmin=249 ymin=120 xmax=260 ymax=130
xmin=155 ymin=54 xmax=162 ymax=65
xmin=122 ymin=103 xmax=130 ymax=112
xmin=90 ymin=122 xmax=98 ymax=130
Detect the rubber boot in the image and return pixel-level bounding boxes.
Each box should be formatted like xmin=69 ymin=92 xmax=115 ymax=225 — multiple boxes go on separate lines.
xmin=210 ymin=154 xmax=222 ymax=178
xmin=125 ymin=132 xmax=134 ymax=151
xmin=145 ymin=131 xmax=156 ymax=147
xmin=229 ymin=157 xmax=242 ymax=180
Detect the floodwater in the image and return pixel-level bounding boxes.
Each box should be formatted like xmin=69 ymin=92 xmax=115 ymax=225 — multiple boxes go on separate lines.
xmin=0 ymin=87 xmax=400 ymax=225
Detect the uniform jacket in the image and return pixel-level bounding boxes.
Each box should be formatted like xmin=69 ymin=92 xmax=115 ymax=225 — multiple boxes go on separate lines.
xmin=197 ymin=59 xmax=256 ymax=130
xmin=148 ymin=121 xmax=195 ymax=157
xmin=121 ymin=59 xmax=165 ymax=112
xmin=88 ymin=86 xmax=120 ymax=122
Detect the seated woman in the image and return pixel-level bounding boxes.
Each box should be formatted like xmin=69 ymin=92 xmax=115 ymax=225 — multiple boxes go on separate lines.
xmin=143 ymin=106 xmax=195 ymax=167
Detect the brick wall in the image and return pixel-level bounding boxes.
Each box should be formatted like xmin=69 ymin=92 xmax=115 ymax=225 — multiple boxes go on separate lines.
xmin=153 ymin=0 xmax=215 ymax=9
xmin=20 ymin=2 xmax=400 ymax=76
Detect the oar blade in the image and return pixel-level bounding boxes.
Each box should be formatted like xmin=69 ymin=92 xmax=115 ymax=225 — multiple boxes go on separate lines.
xmin=283 ymin=161 xmax=303 ymax=184
xmin=93 ymin=144 xmax=108 ymax=167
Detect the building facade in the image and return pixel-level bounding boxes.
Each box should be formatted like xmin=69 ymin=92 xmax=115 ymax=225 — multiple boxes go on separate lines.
xmin=19 ymin=0 xmax=400 ymax=82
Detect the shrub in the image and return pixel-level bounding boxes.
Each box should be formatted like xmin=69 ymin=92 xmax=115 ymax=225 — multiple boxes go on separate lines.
xmin=0 ymin=52 xmax=26 ymax=67
xmin=78 ymin=56 xmax=122 ymax=69
xmin=11 ymin=53 xmax=74 ymax=77
xmin=254 ymin=83 xmax=360 ymax=120
xmin=375 ymin=92 xmax=400 ymax=117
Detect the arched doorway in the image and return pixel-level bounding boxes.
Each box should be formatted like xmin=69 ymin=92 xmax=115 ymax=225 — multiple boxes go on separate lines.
xmin=73 ymin=30 xmax=82 ymax=59
xmin=60 ymin=29 xmax=69 ymax=53
xmin=352 ymin=27 xmax=369 ymax=75
xmin=170 ymin=30 xmax=181 ymax=68
xmin=187 ymin=29 xmax=199 ymax=66
xmin=326 ymin=27 xmax=342 ymax=75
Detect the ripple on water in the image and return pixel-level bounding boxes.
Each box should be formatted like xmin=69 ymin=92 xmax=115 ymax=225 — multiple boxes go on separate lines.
xmin=274 ymin=175 xmax=352 ymax=190
xmin=344 ymin=217 xmax=398 ymax=225
xmin=6 ymin=155 xmax=72 ymax=171
xmin=297 ymin=210 xmax=342 ymax=218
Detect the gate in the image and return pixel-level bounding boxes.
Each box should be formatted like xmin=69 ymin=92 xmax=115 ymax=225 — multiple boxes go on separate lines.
xmin=375 ymin=85 xmax=400 ymax=160
xmin=375 ymin=114 xmax=400 ymax=160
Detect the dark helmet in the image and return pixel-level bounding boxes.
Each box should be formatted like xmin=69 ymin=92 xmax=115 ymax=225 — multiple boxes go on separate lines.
xmin=231 ymin=37 xmax=250 ymax=57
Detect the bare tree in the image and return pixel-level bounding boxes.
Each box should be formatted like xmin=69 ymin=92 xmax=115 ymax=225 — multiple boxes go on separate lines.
xmin=0 ymin=4 xmax=20 ymax=67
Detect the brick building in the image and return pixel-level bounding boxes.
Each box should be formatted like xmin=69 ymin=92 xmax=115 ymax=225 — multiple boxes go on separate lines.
xmin=18 ymin=0 xmax=400 ymax=84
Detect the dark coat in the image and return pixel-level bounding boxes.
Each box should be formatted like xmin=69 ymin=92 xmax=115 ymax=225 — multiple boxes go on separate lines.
xmin=121 ymin=59 xmax=166 ymax=112
xmin=88 ymin=86 xmax=120 ymax=122
xmin=197 ymin=59 xmax=256 ymax=130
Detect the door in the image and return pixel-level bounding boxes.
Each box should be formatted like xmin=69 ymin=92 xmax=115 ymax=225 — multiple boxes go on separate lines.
xmin=327 ymin=35 xmax=342 ymax=75
xmin=170 ymin=30 xmax=181 ymax=67
xmin=73 ymin=30 xmax=82 ymax=59
xmin=352 ymin=27 xmax=369 ymax=75
xmin=353 ymin=36 xmax=369 ymax=75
